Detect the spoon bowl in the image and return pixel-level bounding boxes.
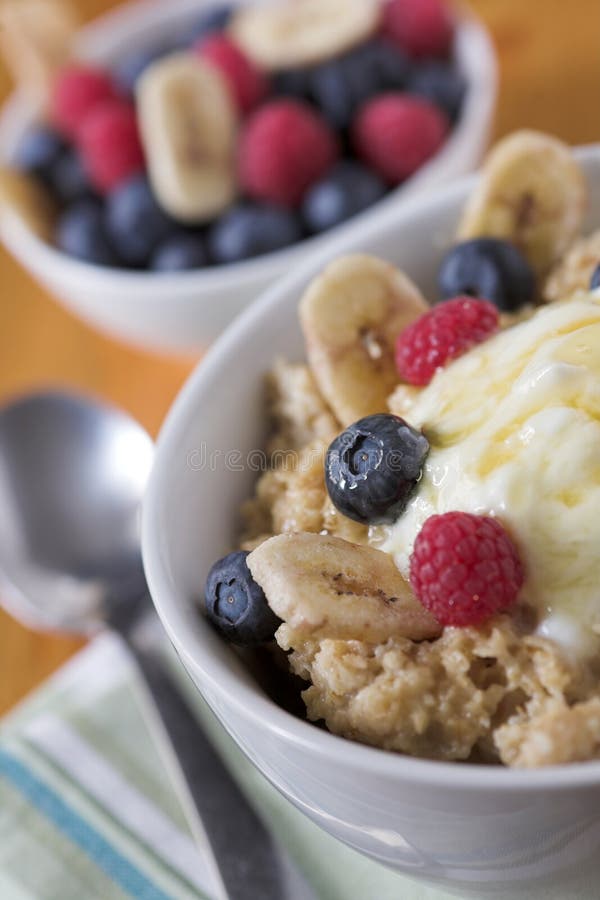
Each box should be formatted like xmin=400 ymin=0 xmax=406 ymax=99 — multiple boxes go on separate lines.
xmin=0 ymin=391 xmax=153 ymax=633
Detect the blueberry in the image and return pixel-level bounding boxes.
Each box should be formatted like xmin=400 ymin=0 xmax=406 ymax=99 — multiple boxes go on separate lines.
xmin=272 ymin=68 xmax=313 ymax=102
xmin=151 ymin=232 xmax=209 ymax=271
xmin=310 ymin=60 xmax=356 ymax=131
xmin=209 ymin=204 xmax=302 ymax=264
xmin=590 ymin=263 xmax=600 ymax=290
xmin=113 ymin=43 xmax=172 ymax=95
xmin=438 ymin=238 xmax=536 ymax=311
xmin=15 ymin=125 xmax=66 ymax=183
xmin=408 ymin=61 xmax=466 ymax=122
xmin=311 ymin=40 xmax=411 ymax=130
xmin=105 ymin=175 xmax=174 ymax=266
xmin=183 ymin=4 xmax=233 ymax=45
xmin=56 ymin=199 xmax=119 ymax=267
xmin=50 ymin=150 xmax=94 ymax=205
xmin=302 ymin=161 xmax=386 ymax=233
xmin=326 ymin=414 xmax=430 ymax=525
xmin=361 ymin=40 xmax=412 ymax=90
xmin=205 ymin=551 xmax=280 ymax=645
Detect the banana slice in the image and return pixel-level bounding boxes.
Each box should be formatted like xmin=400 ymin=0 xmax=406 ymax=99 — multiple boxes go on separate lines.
xmin=457 ymin=130 xmax=587 ymax=277
xmin=299 ymin=254 xmax=428 ymax=428
xmin=248 ymin=532 xmax=441 ymax=643
xmin=0 ymin=168 xmax=56 ymax=239
xmin=136 ymin=54 xmax=237 ymax=223
xmin=543 ymin=229 xmax=600 ymax=303
xmin=0 ymin=0 xmax=77 ymax=92
xmin=230 ymin=0 xmax=380 ymax=70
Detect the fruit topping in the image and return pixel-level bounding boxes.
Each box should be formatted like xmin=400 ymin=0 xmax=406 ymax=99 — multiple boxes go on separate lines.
xmin=50 ymin=64 xmax=118 ymax=140
xmin=186 ymin=4 xmax=234 ymax=45
xmin=272 ymin=67 xmax=313 ymax=101
xmin=382 ymin=0 xmax=454 ymax=59
xmin=136 ymin=53 xmax=237 ymax=222
xmin=438 ymin=237 xmax=535 ymax=311
xmin=205 ymin=550 xmax=280 ymax=645
xmin=56 ymin=198 xmax=119 ymax=266
xmin=197 ymin=34 xmax=269 ymax=114
xmin=50 ymin=149 xmax=94 ymax=205
xmin=309 ymin=39 xmax=410 ymax=130
xmin=230 ymin=0 xmax=380 ymax=71
xmin=395 ymin=295 xmax=499 ymax=386
xmin=410 ymin=512 xmax=524 ymax=626
xmin=78 ymin=99 xmax=145 ymax=193
xmin=300 ymin=254 xmax=428 ymax=427
xmin=9 ymin=0 xmax=464 ymax=270
xmin=14 ymin=125 xmax=66 ymax=184
xmin=209 ymin=203 xmax=302 ymax=264
xmin=301 ymin=160 xmax=386 ymax=233
xmin=105 ymin=174 xmax=174 ymax=267
xmin=326 ymin=413 xmax=430 ymax=524
xmin=408 ymin=60 xmax=466 ymax=122
xmin=150 ymin=232 xmax=209 ymax=272
xmin=238 ymin=99 xmax=339 ymax=207
xmin=457 ymin=131 xmax=586 ymax=277
xmin=247 ymin=532 xmax=441 ymax=642
xmin=113 ymin=42 xmax=172 ymax=96
xmin=299 ymin=255 xmax=427 ymax=426
xmin=0 ymin=0 xmax=77 ymax=92
xmin=352 ymin=94 xmax=448 ymax=184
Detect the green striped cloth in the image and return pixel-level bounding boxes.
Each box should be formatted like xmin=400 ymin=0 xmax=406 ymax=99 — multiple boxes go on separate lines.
xmin=0 ymin=634 xmax=452 ymax=900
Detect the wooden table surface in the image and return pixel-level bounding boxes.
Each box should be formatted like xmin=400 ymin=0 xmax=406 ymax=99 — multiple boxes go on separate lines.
xmin=0 ymin=0 xmax=599 ymax=716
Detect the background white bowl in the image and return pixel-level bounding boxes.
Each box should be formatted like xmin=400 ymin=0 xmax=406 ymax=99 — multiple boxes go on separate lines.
xmin=0 ymin=0 xmax=496 ymax=356
xmin=143 ymin=146 xmax=600 ymax=898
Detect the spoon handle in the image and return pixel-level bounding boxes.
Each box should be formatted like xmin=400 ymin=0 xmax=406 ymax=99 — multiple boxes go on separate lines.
xmin=120 ymin=633 xmax=312 ymax=900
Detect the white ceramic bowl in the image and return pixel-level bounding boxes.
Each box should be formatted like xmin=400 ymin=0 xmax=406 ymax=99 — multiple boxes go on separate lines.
xmin=143 ymin=146 xmax=600 ymax=898
xmin=0 ymin=0 xmax=496 ymax=356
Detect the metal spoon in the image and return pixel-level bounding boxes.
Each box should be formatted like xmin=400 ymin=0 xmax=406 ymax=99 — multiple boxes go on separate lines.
xmin=0 ymin=390 xmax=311 ymax=900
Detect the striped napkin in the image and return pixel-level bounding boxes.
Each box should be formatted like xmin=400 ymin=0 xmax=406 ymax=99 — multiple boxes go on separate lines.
xmin=0 ymin=633 xmax=451 ymax=900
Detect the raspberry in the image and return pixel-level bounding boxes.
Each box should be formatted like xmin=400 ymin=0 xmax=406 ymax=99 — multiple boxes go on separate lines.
xmin=395 ymin=296 xmax=499 ymax=386
xmin=238 ymin=100 xmax=339 ymax=207
xmin=352 ymin=94 xmax=448 ymax=184
xmin=197 ymin=35 xmax=269 ymax=114
xmin=51 ymin=64 xmax=118 ymax=139
xmin=382 ymin=0 xmax=454 ymax=58
xmin=78 ymin=100 xmax=145 ymax=193
xmin=410 ymin=512 xmax=524 ymax=627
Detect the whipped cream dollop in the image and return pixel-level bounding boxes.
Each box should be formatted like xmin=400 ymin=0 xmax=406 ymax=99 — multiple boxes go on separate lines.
xmin=378 ymin=293 xmax=600 ymax=657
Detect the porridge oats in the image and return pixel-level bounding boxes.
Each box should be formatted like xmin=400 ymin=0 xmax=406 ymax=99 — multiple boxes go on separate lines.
xmin=204 ymin=131 xmax=600 ymax=767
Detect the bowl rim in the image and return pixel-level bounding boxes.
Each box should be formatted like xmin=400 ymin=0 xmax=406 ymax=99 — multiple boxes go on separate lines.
xmin=0 ymin=0 xmax=497 ymax=302
xmin=143 ymin=143 xmax=600 ymax=792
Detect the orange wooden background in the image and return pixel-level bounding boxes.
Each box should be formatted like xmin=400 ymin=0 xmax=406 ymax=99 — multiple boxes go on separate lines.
xmin=0 ymin=0 xmax=599 ymax=715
